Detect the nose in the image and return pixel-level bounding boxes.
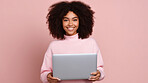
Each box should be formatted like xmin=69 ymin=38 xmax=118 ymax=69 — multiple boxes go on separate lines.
xmin=68 ymin=20 xmax=73 ymax=26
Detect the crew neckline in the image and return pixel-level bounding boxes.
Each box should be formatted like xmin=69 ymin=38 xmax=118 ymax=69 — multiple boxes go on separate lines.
xmin=64 ymin=33 xmax=79 ymax=40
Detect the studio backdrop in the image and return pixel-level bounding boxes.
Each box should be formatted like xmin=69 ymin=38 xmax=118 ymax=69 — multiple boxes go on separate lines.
xmin=0 ymin=0 xmax=148 ymax=83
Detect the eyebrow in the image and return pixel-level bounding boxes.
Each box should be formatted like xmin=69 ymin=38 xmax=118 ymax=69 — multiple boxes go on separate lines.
xmin=63 ymin=17 xmax=78 ymax=19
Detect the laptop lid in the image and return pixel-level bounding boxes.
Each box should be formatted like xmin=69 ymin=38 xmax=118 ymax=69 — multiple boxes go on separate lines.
xmin=52 ymin=53 xmax=97 ymax=80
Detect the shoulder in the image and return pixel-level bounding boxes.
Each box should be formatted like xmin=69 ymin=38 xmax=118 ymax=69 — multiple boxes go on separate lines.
xmin=83 ymin=37 xmax=97 ymax=43
xmin=50 ymin=39 xmax=63 ymax=45
xmin=80 ymin=37 xmax=98 ymax=46
xmin=86 ymin=37 xmax=99 ymax=47
xmin=48 ymin=40 xmax=63 ymax=48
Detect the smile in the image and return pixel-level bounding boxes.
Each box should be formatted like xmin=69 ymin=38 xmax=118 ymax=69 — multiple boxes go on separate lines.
xmin=66 ymin=27 xmax=74 ymax=31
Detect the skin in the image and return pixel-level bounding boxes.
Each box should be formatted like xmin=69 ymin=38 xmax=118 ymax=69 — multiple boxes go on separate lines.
xmin=62 ymin=11 xmax=79 ymax=36
xmin=47 ymin=11 xmax=101 ymax=83
xmin=89 ymin=70 xmax=101 ymax=81
xmin=47 ymin=72 xmax=60 ymax=83
xmin=47 ymin=70 xmax=101 ymax=83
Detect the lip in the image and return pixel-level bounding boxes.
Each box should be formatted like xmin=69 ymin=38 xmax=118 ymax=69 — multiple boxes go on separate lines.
xmin=66 ymin=27 xmax=75 ymax=31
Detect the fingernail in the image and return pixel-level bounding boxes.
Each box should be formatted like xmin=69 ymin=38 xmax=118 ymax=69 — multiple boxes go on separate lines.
xmin=57 ymin=78 xmax=61 ymax=81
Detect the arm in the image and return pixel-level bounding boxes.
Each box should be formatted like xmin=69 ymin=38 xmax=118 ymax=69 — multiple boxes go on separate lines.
xmin=89 ymin=39 xmax=105 ymax=81
xmin=96 ymin=49 xmax=105 ymax=80
xmin=40 ymin=45 xmax=53 ymax=83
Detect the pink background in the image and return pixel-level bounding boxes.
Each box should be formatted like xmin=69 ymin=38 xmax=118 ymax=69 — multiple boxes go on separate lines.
xmin=0 ymin=0 xmax=148 ymax=83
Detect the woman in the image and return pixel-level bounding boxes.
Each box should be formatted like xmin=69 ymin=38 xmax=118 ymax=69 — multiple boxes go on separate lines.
xmin=40 ymin=1 xmax=105 ymax=83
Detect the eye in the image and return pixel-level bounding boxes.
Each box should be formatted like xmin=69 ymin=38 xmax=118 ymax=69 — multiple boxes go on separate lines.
xmin=73 ymin=19 xmax=78 ymax=21
xmin=63 ymin=19 xmax=68 ymax=21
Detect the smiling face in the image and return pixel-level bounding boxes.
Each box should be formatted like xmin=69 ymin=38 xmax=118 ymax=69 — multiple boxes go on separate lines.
xmin=62 ymin=11 xmax=79 ymax=36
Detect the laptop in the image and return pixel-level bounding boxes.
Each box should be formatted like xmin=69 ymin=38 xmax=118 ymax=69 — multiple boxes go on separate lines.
xmin=52 ymin=53 xmax=97 ymax=80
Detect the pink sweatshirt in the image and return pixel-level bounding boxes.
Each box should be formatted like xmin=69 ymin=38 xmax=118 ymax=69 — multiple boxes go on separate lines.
xmin=40 ymin=34 xmax=105 ymax=83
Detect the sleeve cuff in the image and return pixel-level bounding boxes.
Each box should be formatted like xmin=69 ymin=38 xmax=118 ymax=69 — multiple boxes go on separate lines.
xmin=40 ymin=71 xmax=50 ymax=83
xmin=97 ymin=67 xmax=105 ymax=80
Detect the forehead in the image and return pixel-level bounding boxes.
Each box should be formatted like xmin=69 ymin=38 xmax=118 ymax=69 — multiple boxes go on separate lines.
xmin=63 ymin=11 xmax=78 ymax=18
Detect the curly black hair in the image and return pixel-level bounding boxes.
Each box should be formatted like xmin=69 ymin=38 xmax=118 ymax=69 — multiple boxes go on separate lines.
xmin=46 ymin=1 xmax=95 ymax=39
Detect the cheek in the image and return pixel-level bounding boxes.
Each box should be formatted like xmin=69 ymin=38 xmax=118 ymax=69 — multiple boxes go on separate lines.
xmin=63 ymin=22 xmax=68 ymax=27
xmin=62 ymin=22 xmax=68 ymax=30
xmin=73 ymin=21 xmax=79 ymax=27
xmin=76 ymin=22 xmax=79 ymax=27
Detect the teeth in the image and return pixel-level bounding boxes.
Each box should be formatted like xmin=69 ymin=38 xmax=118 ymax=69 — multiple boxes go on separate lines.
xmin=67 ymin=28 xmax=74 ymax=31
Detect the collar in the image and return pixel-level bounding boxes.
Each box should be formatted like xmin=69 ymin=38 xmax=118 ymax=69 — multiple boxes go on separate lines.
xmin=64 ymin=33 xmax=79 ymax=40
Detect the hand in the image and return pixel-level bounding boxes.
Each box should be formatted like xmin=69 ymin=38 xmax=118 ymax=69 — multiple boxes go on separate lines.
xmin=89 ymin=70 xmax=101 ymax=81
xmin=47 ymin=72 xmax=61 ymax=83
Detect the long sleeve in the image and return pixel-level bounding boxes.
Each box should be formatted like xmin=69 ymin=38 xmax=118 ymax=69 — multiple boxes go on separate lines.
xmin=97 ymin=49 xmax=105 ymax=80
xmin=40 ymin=45 xmax=53 ymax=83
xmin=93 ymin=39 xmax=105 ymax=80
xmin=40 ymin=36 xmax=105 ymax=83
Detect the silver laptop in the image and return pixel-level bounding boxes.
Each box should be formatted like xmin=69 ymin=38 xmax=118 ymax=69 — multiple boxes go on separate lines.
xmin=52 ymin=53 xmax=97 ymax=80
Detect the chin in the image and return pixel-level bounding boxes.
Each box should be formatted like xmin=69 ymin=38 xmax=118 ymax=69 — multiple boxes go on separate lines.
xmin=66 ymin=32 xmax=75 ymax=36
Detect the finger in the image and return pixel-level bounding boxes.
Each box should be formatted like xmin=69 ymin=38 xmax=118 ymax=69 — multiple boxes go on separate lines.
xmin=89 ymin=78 xmax=96 ymax=81
xmin=48 ymin=74 xmax=56 ymax=79
xmin=56 ymin=78 xmax=61 ymax=81
xmin=91 ymin=70 xmax=100 ymax=75
xmin=50 ymin=76 xmax=61 ymax=81
xmin=91 ymin=71 xmax=98 ymax=75
xmin=90 ymin=76 xmax=97 ymax=79
xmin=96 ymin=76 xmax=100 ymax=80
xmin=95 ymin=75 xmax=100 ymax=81
xmin=89 ymin=76 xmax=100 ymax=81
xmin=89 ymin=76 xmax=97 ymax=81
xmin=47 ymin=77 xmax=61 ymax=82
xmin=96 ymin=72 xmax=101 ymax=77
xmin=89 ymin=73 xmax=101 ymax=81
xmin=48 ymin=73 xmax=61 ymax=81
